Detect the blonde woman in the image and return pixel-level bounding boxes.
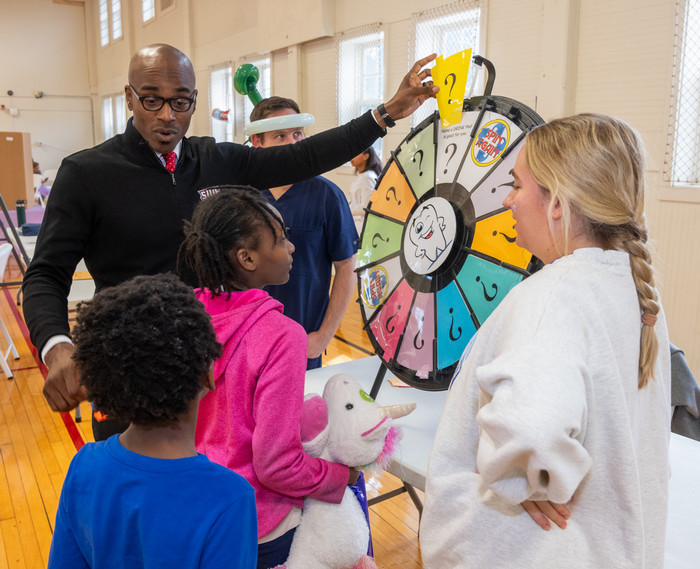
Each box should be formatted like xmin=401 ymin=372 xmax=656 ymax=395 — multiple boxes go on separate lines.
xmin=421 ymin=114 xmax=671 ymax=569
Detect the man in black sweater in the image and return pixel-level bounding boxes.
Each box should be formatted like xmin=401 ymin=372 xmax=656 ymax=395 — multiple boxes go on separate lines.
xmin=22 ymin=43 xmax=437 ymax=438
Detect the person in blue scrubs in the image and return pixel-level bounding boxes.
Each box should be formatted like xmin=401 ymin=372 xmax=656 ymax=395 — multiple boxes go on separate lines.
xmin=250 ymin=97 xmax=358 ymax=369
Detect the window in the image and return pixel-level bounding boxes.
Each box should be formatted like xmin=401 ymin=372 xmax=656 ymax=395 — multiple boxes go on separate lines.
xmin=142 ymin=0 xmax=175 ymax=24
xmin=410 ymin=1 xmax=482 ymax=126
xmin=99 ymin=0 xmax=123 ymax=46
xmin=233 ymin=56 xmax=271 ymax=143
xmin=337 ymin=26 xmax=384 ymax=155
xmin=102 ymin=93 xmax=126 ymax=140
xmin=210 ymin=66 xmax=234 ymax=142
xmin=242 ymin=58 xmax=271 ymax=133
xmin=666 ymin=0 xmax=700 ymax=185
xmin=142 ymin=0 xmax=155 ymax=23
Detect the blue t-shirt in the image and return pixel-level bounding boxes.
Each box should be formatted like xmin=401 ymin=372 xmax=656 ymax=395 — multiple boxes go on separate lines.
xmin=263 ymin=177 xmax=358 ymax=369
xmin=49 ymin=435 xmax=257 ymax=569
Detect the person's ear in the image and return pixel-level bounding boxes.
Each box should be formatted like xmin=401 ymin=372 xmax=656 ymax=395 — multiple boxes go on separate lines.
xmin=205 ymin=367 xmax=215 ymax=391
xmin=551 ymin=198 xmax=563 ymax=221
xmin=125 ymin=84 xmax=134 ymax=111
xmin=232 ymin=247 xmax=257 ymax=272
xmin=251 ymin=134 xmax=263 ymax=148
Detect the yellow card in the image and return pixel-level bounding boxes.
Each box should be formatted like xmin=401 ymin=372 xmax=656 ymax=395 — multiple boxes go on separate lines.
xmin=432 ymin=49 xmax=472 ymax=129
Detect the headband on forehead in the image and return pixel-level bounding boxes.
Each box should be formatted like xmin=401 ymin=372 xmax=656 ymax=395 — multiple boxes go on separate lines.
xmin=244 ymin=113 xmax=315 ymax=136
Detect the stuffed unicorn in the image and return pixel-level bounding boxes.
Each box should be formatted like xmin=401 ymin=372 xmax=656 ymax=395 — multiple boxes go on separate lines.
xmin=278 ymin=373 xmax=416 ymax=569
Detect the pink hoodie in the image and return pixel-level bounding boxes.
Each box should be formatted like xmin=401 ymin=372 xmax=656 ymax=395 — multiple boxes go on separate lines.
xmin=194 ymin=288 xmax=349 ymax=538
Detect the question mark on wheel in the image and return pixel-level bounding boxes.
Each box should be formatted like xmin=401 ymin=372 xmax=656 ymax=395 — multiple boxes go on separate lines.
xmin=443 ymin=143 xmax=457 ymax=174
xmin=372 ymin=233 xmax=389 ymax=248
xmin=385 ymin=304 xmax=402 ymax=334
xmin=445 ymin=73 xmax=457 ymax=104
xmin=448 ymin=307 xmax=462 ymax=341
xmin=385 ymin=186 xmax=401 ymax=205
xmin=413 ymin=314 xmax=425 ymax=350
xmin=476 ymin=275 xmax=498 ymax=301
xmin=491 ymin=228 xmax=516 ymax=243
xmin=412 ymin=149 xmax=424 ymax=176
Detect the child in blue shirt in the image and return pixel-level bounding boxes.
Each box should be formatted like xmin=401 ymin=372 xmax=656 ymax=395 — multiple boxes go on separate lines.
xmin=48 ymin=273 xmax=257 ymax=569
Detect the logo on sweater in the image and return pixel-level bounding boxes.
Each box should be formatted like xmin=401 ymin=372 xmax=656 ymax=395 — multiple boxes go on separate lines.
xmin=197 ymin=187 xmax=221 ymax=200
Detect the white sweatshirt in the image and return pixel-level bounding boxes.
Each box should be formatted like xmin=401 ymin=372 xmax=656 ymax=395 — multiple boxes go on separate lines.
xmin=421 ymin=248 xmax=671 ymax=569
xmin=348 ymin=170 xmax=378 ymax=235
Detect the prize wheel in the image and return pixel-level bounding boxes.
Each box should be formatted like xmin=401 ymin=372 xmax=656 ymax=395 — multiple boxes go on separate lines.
xmin=357 ymin=94 xmax=545 ymax=390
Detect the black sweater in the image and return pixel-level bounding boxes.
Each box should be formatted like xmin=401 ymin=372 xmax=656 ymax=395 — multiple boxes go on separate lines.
xmin=23 ymin=113 xmax=384 ymax=354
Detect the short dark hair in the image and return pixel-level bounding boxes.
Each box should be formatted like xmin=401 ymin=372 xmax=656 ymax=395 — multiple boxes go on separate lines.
xmin=249 ymin=96 xmax=300 ymax=123
xmin=178 ymin=185 xmax=285 ymax=293
xmin=72 ymin=273 xmax=221 ymax=425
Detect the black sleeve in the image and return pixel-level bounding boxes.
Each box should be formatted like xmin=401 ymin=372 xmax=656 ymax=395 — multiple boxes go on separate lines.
xmin=22 ymin=158 xmax=91 ymax=355
xmin=224 ymin=110 xmax=385 ymax=189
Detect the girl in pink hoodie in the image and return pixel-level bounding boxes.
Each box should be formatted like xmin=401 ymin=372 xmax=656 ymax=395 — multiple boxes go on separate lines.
xmin=178 ymin=186 xmax=356 ymax=569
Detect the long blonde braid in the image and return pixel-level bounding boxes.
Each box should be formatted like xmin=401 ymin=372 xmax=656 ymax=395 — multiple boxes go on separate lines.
xmin=525 ymin=114 xmax=659 ymax=388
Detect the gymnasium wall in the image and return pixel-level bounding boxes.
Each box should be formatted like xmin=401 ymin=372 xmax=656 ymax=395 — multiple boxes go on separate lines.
xmin=1 ymin=0 xmax=698 ymax=376
xmin=0 ymin=0 xmax=93 ymax=179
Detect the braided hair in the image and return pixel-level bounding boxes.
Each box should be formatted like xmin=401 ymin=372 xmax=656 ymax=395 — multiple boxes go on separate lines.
xmin=525 ymin=113 xmax=659 ymax=388
xmin=72 ymin=273 xmax=222 ymax=425
xmin=178 ymin=185 xmax=283 ymax=293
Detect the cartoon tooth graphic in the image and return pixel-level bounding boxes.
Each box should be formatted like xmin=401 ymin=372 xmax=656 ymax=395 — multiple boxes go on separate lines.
xmin=409 ymin=203 xmax=448 ymax=263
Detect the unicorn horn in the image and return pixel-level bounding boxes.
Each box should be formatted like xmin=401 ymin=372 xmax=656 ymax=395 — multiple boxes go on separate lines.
xmin=379 ymin=403 xmax=416 ymax=419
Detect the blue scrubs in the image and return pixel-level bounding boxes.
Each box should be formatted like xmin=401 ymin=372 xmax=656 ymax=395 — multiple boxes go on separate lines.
xmin=263 ymin=176 xmax=358 ymax=369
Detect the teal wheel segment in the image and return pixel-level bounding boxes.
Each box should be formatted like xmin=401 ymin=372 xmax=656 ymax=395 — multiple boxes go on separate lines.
xmin=436 ymin=281 xmax=477 ymax=369
xmin=456 ymin=255 xmax=525 ymax=326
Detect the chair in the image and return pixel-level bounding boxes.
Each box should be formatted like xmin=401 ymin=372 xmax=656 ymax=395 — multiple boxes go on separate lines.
xmin=671 ymin=343 xmax=700 ymax=442
xmin=0 ymin=243 xmax=20 ymax=379
xmin=33 ymin=171 xmax=54 ymax=206
xmin=34 ymin=187 xmax=47 ymax=207
xmin=42 ymin=168 xmax=58 ymax=187
xmin=0 ymin=194 xmax=32 ymax=283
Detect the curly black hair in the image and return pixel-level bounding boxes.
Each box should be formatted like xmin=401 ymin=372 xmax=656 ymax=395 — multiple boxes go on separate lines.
xmin=177 ymin=185 xmax=285 ymax=293
xmin=71 ymin=273 xmax=222 ymax=425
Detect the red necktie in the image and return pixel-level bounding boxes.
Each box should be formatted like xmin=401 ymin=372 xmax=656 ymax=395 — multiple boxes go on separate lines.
xmin=162 ymin=152 xmax=176 ymax=173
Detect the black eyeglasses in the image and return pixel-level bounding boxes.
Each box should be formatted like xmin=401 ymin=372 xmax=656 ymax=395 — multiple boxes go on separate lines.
xmin=129 ymin=84 xmax=197 ymax=112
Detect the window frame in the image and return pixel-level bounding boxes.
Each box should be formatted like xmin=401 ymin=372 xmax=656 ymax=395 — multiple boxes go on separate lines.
xmin=142 ymin=0 xmax=155 ymax=23
xmin=409 ymin=1 xmax=485 ymax=127
xmin=209 ymin=64 xmax=235 ymax=143
xmin=666 ymin=0 xmax=700 ymax=187
xmin=233 ymin=56 xmax=272 ymax=144
xmin=98 ymin=0 xmax=123 ymax=47
xmin=102 ymin=93 xmax=126 ymax=141
xmin=336 ymin=27 xmax=385 ymax=157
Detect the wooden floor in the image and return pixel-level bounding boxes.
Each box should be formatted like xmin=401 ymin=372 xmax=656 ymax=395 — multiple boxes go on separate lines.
xmin=0 ymin=259 xmax=423 ymax=569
